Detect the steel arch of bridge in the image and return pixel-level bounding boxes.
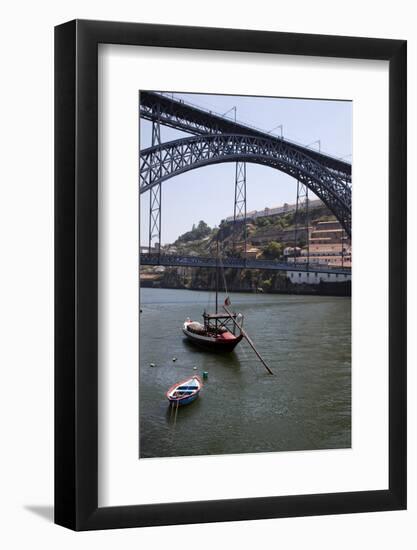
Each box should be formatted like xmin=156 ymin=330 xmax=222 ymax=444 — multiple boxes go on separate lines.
xmin=140 ymin=92 xmax=352 ymax=180
xmin=140 ymin=133 xmax=352 ymax=236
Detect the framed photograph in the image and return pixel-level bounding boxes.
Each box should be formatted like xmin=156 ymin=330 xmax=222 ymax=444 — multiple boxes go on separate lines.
xmin=55 ymin=19 xmax=406 ymax=530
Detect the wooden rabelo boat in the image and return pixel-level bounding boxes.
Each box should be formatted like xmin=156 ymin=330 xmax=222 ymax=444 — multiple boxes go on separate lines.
xmin=181 ymin=239 xmax=274 ymax=374
xmin=182 ymin=300 xmax=244 ymax=352
xmin=182 ymin=238 xmax=245 ymax=352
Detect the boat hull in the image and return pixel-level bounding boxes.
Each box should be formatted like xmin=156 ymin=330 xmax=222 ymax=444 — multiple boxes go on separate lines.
xmin=182 ymin=325 xmax=243 ymax=352
xmin=169 ymin=392 xmax=199 ymax=406
xmin=166 ymin=376 xmax=202 ymax=406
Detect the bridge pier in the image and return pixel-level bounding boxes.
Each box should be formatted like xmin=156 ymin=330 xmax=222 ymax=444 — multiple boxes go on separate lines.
xmin=148 ymin=107 xmax=162 ymax=255
xmin=293 ymin=180 xmax=310 ymax=270
xmin=233 ymin=161 xmax=247 ymax=259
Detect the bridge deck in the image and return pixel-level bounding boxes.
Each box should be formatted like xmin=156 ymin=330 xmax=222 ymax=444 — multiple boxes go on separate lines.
xmin=140 ymin=254 xmax=351 ymax=275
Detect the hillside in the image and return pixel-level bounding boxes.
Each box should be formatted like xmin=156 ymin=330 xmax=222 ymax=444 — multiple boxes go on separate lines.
xmin=140 ymin=203 xmax=349 ymax=296
xmin=161 ymin=202 xmax=337 ymax=260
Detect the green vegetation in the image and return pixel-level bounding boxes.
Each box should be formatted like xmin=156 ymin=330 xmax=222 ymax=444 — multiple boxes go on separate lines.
xmin=262 ymin=241 xmax=283 ymax=260
xmin=175 ymin=220 xmax=212 ymax=244
xmin=169 ymin=203 xmax=336 ymax=259
xmin=261 ymin=278 xmax=272 ymax=291
xmin=251 ymin=212 xmax=294 ymax=236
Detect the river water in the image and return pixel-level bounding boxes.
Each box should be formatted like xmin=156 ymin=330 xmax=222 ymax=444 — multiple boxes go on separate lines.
xmin=139 ymin=288 xmax=351 ymax=458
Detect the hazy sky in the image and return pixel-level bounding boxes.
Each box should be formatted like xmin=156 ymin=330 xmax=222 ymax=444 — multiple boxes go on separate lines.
xmin=139 ymin=92 xmax=352 ymax=246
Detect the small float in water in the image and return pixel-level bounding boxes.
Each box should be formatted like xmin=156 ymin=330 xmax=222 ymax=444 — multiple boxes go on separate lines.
xmin=166 ymin=375 xmax=202 ymax=407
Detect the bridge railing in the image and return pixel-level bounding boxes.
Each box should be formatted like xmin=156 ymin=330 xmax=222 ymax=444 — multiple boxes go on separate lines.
xmin=155 ymin=92 xmax=352 ymax=166
xmin=139 ymin=253 xmax=351 ymax=275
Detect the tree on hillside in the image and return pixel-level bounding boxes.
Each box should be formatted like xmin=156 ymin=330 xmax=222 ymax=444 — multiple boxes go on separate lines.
xmin=263 ymin=241 xmax=284 ymax=260
xmin=176 ymin=220 xmax=212 ymax=243
xmin=256 ymin=217 xmax=272 ymax=227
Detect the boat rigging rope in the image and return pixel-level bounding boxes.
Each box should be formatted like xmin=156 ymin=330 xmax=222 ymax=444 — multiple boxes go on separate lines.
xmin=204 ymin=237 xmax=215 ymax=310
xmin=218 ymin=251 xmax=229 ymax=296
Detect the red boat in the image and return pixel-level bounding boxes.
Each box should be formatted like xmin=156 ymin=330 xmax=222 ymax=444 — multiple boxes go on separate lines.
xmin=181 ymin=240 xmax=273 ymax=375
xmin=182 ymin=307 xmax=244 ymax=352
xmin=182 ymin=237 xmax=245 ymax=352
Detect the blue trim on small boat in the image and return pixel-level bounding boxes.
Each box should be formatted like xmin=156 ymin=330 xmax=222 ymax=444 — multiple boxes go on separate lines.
xmin=174 ymin=393 xmax=199 ymax=406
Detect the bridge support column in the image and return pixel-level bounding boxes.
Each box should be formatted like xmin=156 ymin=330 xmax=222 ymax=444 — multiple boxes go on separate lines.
xmin=233 ymin=161 xmax=247 ymax=259
xmin=293 ymin=180 xmax=310 ymax=270
xmin=148 ymin=108 xmax=162 ymax=256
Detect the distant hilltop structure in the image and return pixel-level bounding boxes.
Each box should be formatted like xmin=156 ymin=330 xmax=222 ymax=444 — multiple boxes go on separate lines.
xmin=224 ymin=199 xmax=324 ymax=223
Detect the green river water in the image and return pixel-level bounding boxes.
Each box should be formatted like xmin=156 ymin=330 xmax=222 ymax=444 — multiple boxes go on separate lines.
xmin=139 ymin=288 xmax=351 ymax=458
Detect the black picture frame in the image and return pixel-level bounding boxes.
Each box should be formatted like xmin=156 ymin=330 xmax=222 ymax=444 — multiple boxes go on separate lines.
xmin=55 ymin=19 xmax=407 ymax=531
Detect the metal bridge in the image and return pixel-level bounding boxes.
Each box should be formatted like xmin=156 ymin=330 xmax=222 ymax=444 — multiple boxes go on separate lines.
xmin=140 ymin=253 xmax=351 ymax=276
xmin=139 ymin=91 xmax=352 ymax=269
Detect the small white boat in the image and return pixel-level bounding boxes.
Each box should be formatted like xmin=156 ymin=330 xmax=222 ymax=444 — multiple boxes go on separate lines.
xmin=166 ymin=376 xmax=202 ymax=406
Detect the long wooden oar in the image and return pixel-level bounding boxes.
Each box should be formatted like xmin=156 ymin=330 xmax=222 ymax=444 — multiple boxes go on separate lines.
xmin=223 ymin=303 xmax=274 ymax=375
